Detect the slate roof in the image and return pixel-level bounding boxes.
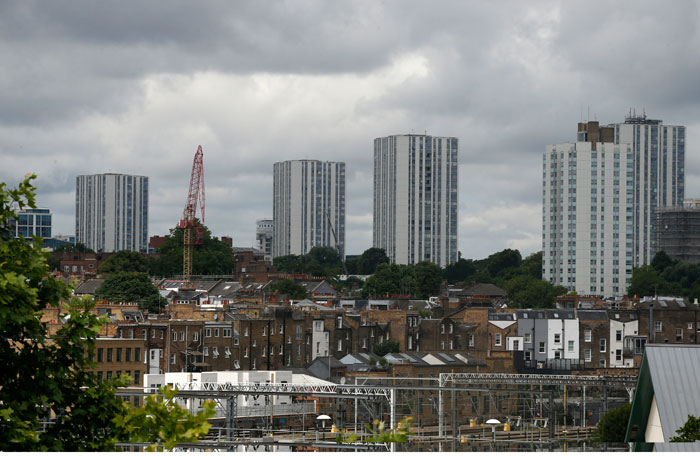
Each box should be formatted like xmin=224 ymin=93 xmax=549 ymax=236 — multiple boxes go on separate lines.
xmin=576 ymin=310 xmax=608 ymax=321
xmin=74 ymin=279 xmax=104 ymax=295
xmin=459 ymin=283 xmax=507 ymax=297
xmin=644 ymin=345 xmax=700 ymax=442
xmin=637 ymin=297 xmax=699 ymax=310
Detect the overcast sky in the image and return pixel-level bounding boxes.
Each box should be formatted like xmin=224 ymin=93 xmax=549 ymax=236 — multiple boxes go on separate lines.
xmin=2 ymin=1 xmax=700 ymax=259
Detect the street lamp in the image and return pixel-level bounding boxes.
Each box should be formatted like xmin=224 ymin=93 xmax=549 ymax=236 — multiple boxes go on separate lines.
xmin=316 ymin=414 xmax=331 ymax=441
xmin=486 ymin=418 xmax=501 ymax=442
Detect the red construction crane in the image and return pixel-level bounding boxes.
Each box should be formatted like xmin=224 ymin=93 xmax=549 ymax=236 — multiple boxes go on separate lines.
xmin=178 ymin=145 xmax=205 ymax=284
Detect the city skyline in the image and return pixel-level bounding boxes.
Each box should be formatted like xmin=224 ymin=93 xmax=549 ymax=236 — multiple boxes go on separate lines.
xmin=1 ymin=2 xmax=699 ymax=259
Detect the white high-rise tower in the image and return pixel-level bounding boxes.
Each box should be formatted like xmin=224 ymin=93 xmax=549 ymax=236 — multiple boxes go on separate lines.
xmin=272 ymin=160 xmax=345 ymax=258
xmin=373 ymin=134 xmax=458 ymax=267
xmin=543 ymin=114 xmax=685 ymax=296
xmin=76 ymin=173 xmax=149 ymax=252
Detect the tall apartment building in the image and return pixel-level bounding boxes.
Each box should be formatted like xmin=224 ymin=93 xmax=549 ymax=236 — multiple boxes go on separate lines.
xmin=255 ymin=219 xmax=273 ymax=261
xmin=76 ymin=173 xmax=149 ymax=252
xmin=543 ymin=114 xmax=685 ymax=296
xmin=10 ymin=208 xmax=51 ymax=238
xmin=272 ymin=160 xmax=345 ymax=258
xmin=373 ymin=134 xmax=458 ymax=267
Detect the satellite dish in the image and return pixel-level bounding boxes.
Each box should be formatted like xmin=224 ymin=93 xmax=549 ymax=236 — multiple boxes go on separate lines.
xmin=340 ymin=377 xmax=346 ymax=385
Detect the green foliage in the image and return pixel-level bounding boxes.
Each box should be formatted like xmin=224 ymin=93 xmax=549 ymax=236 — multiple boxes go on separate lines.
xmin=115 ymin=386 xmax=216 ymax=451
xmin=627 ymin=266 xmax=673 ymax=297
xmin=362 ymin=263 xmax=415 ymax=298
xmin=651 ymin=250 xmax=677 ymax=273
xmin=346 ymin=248 xmax=390 ymax=275
xmin=98 ymin=250 xmax=148 ymax=274
xmin=269 ymin=279 xmax=308 ymax=300
xmin=340 ymin=417 xmax=413 ymax=444
xmin=593 ymin=403 xmax=631 ymax=443
xmin=372 ymin=340 xmax=400 ymax=357
xmin=274 ymin=246 xmax=344 ymax=277
xmin=52 ymin=242 xmax=94 ymax=253
xmin=95 ymin=271 xmax=167 ymax=312
xmin=443 ymin=258 xmax=477 ymax=283
xmin=413 ymin=260 xmax=443 ymax=299
xmin=0 ymin=175 xmax=124 ymax=450
xmin=670 ymin=414 xmax=700 ymax=442
xmin=147 ymin=223 xmax=234 ymax=277
xmin=505 ymin=275 xmax=568 ymax=308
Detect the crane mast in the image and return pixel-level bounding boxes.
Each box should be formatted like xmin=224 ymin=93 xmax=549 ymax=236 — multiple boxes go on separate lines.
xmin=178 ymin=145 xmax=205 ymax=285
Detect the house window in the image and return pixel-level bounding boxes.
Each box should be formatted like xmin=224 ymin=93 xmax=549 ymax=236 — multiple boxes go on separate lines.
xmin=170 ymin=354 xmax=176 ymax=364
xmin=513 ymin=340 xmax=519 ymax=351
xmin=107 ymin=348 xmax=113 ymax=362
xmin=449 ymin=340 xmax=454 ymax=350
xmin=615 ymin=349 xmax=622 ymax=362
xmin=234 ymin=360 xmax=240 ymax=369
xmin=203 ymin=347 xmax=209 ymax=356
xmin=525 ymin=333 xmax=532 ymax=344
xmin=469 ymin=334 xmax=475 ymax=347
xmin=655 ymin=321 xmax=663 ymax=332
xmin=152 ymin=329 xmax=156 ymax=338
xmin=270 ymin=325 xmax=275 ymax=335
xmin=316 ymin=342 xmax=320 ymax=354
xmin=134 ymin=370 xmax=140 ymax=385
xmin=539 ymin=342 xmax=545 ymax=353
xmin=205 ymin=328 xmax=211 ymax=338
xmin=315 ymin=321 xmax=322 ymax=331
xmin=172 ymin=331 xmax=177 ymax=342
xmin=262 ymin=345 xmax=267 ymax=357
xmin=193 ymin=332 xmax=199 ymax=342
xmin=567 ymin=340 xmax=574 ymax=352
xmin=599 ymin=359 xmax=606 ymax=368
xmin=554 ymin=333 xmax=561 ymax=344
xmin=688 ymin=322 xmax=694 ymax=330
xmin=616 ymin=330 xmax=622 ymax=341
xmin=296 ymin=345 xmax=301 ymax=359
xmin=449 ymin=323 xmax=453 ymax=334
xmin=288 ymin=336 xmax=292 ymax=344
xmin=244 ymin=347 xmax=248 ymax=358
xmin=440 ymin=341 xmax=445 ymax=350
xmin=244 ymin=327 xmax=249 ymax=337
xmin=337 ymin=339 xmax=342 ymax=352
xmin=214 ymin=328 xmax=219 ymax=337
xmin=584 ymin=349 xmax=591 ymax=362
xmin=212 ymin=347 xmax=219 ymax=358
xmin=252 ymin=358 xmax=256 ymax=370
xmin=408 ymin=336 xmax=413 ymax=350
xmin=600 ymin=338 xmax=606 ymax=352
xmin=180 ymin=331 xmax=185 ymax=341
xmin=441 ymin=324 xmax=445 ymax=334
xmin=584 ymin=329 xmax=591 ymax=342
xmin=234 ymin=337 xmax=239 ymax=346
xmin=362 ymin=338 xmax=367 ymax=349
xmin=280 ymin=324 xmax=284 ymax=334
xmin=125 ymin=348 xmax=131 ymax=362
xmin=676 ymin=328 xmax=683 ymax=341
xmin=135 ymin=348 xmax=140 ymax=362
xmin=225 ymin=347 xmax=231 ymax=358
xmin=252 ymin=339 xmax=256 ymax=347
xmin=296 ymin=325 xmax=302 ymax=340
xmin=337 ymin=316 xmax=343 ymax=329
xmin=524 ymin=351 xmax=532 ymax=362
xmin=97 ymin=348 xmax=104 ymax=362
xmin=494 ymin=334 xmax=502 ymax=346
xmin=223 ymin=329 xmax=231 ymax=338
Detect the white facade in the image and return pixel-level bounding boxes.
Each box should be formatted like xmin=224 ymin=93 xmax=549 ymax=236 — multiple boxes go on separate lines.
xmin=255 ymin=218 xmax=273 ymax=261
xmin=311 ymin=319 xmax=329 ymax=360
xmin=272 ymin=160 xmax=345 ymax=258
xmin=609 ymin=318 xmax=638 ymax=368
xmin=75 ymin=173 xmax=149 ymax=252
xmin=546 ymin=317 xmax=579 ymax=360
xmin=614 ymin=117 xmax=686 ymax=265
xmin=543 ymin=115 xmax=684 ymax=296
xmin=373 ymin=134 xmax=458 ymax=267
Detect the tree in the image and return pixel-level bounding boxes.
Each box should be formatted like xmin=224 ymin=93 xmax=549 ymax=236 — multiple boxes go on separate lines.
xmin=363 ymin=263 xmax=415 ymax=298
xmin=594 ymin=403 xmax=631 ymax=443
xmin=0 ymin=176 xmax=129 ymax=450
xmin=627 ymin=266 xmax=672 ymax=297
xmin=442 ymin=258 xmax=477 ymax=283
xmin=485 ymin=248 xmax=522 ymax=278
xmin=306 ymin=246 xmax=343 ymax=276
xmin=413 ymin=260 xmax=443 ymax=299
xmin=0 ymin=176 xmax=214 ymax=450
xmin=505 ymin=275 xmax=567 ymax=308
xmin=351 ymin=247 xmax=390 ymax=275
xmin=115 ymin=386 xmax=215 ymax=451
xmin=147 ymin=223 xmax=234 ymax=277
xmin=670 ymin=414 xmax=700 ymax=442
xmin=269 ymin=279 xmax=307 ymax=300
xmin=372 ymin=340 xmax=400 ymax=357
xmin=52 ymin=242 xmax=94 ymax=253
xmin=651 ymin=250 xmax=676 ymax=273
xmin=520 ymin=251 xmax=543 ymax=279
xmin=98 ymin=250 xmax=148 ymax=274
xmin=95 ymin=271 xmax=167 ymax=312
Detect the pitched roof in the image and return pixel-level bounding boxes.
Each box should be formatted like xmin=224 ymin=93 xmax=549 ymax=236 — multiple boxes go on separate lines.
xmin=74 ymin=279 xmax=104 ymax=295
xmin=460 ymin=283 xmax=507 ymax=297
